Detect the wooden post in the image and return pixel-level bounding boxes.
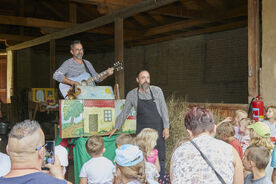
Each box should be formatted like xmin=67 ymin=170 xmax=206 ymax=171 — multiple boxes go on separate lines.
xmin=50 ymin=39 xmax=56 ymax=88
xmin=114 ymin=18 xmax=124 ymax=98
xmin=7 ymin=50 xmax=13 ymax=103
xmin=248 ymin=0 xmax=260 ymax=102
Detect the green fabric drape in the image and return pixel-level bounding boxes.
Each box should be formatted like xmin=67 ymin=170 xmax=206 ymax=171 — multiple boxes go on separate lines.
xmin=73 ymin=135 xmax=118 ymax=184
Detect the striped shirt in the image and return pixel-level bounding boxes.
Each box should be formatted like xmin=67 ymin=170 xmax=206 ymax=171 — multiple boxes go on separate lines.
xmin=115 ymin=86 xmax=169 ymax=130
xmin=53 ymin=58 xmax=100 ymax=83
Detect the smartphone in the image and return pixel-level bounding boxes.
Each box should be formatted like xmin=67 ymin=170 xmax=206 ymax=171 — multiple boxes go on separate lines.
xmin=42 ymin=141 xmax=55 ymax=170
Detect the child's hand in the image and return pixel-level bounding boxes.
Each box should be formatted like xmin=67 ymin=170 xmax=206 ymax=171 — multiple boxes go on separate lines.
xmin=223 ymin=117 xmax=233 ymax=122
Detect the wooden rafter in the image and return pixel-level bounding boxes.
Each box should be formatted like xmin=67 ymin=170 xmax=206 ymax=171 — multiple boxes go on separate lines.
xmin=41 ymin=1 xmax=67 ymax=20
xmin=70 ymin=0 xmax=142 ymax=7
xmin=0 ymin=15 xmax=143 ymax=36
xmin=0 ymin=34 xmax=35 ymax=42
xmin=145 ymin=19 xmax=207 ymax=36
xmin=7 ymin=0 xmax=180 ymax=51
xmin=149 ymin=5 xmax=209 ymax=19
xmin=131 ymin=20 xmax=247 ymax=46
xmin=145 ymin=5 xmax=247 ymax=36
xmin=69 ymin=2 xmax=77 ymax=23
xmin=133 ymin=14 xmax=153 ymax=27
xmin=0 ymin=15 xmax=74 ymax=29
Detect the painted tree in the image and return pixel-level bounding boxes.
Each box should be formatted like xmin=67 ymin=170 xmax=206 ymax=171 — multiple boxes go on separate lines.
xmin=63 ymin=100 xmax=83 ymax=124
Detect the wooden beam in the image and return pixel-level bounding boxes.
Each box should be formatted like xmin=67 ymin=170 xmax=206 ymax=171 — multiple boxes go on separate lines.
xmin=50 ymin=40 xmax=56 ymax=88
xmin=145 ymin=5 xmax=247 ymax=36
xmin=7 ymin=0 xmax=179 ymax=51
xmin=0 ymin=15 xmax=74 ymax=29
xmin=71 ymin=0 xmax=142 ymax=7
xmin=0 ymin=34 xmax=35 ymax=42
xmin=149 ymin=14 xmax=168 ymax=24
xmin=69 ymin=2 xmax=77 ymax=23
xmin=205 ymin=0 xmax=227 ymax=10
xmin=114 ymin=18 xmax=125 ymax=98
xmin=19 ymin=0 xmax=24 ymax=35
xmin=133 ymin=14 xmax=153 ymax=27
xmin=248 ymin=0 xmax=259 ymax=101
xmin=41 ymin=1 xmax=67 ymax=20
xmin=6 ymin=50 xmax=13 ymax=103
xmin=145 ymin=19 xmax=208 ymax=36
xmin=149 ymin=5 xmax=211 ymax=19
xmin=0 ymin=15 xmax=141 ymax=36
xmin=131 ymin=20 xmax=247 ymax=46
xmin=150 ymin=4 xmax=247 ymax=19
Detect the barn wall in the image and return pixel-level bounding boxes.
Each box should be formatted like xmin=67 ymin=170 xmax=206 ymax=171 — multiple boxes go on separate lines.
xmin=15 ymin=27 xmax=248 ymax=104
xmin=89 ymin=27 xmax=248 ymax=104
xmin=261 ymin=0 xmax=276 ymax=105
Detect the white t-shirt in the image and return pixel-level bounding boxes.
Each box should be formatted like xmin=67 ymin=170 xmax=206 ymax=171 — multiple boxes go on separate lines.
xmin=0 ymin=152 xmax=11 ymax=177
xmin=145 ymin=162 xmax=159 ymax=184
xmin=264 ymin=120 xmax=276 ymax=139
xmin=55 ymin=145 xmax=68 ymax=176
xmin=80 ymin=156 xmax=115 ymax=184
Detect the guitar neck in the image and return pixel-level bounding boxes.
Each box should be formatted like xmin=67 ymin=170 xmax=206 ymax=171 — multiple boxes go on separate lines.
xmin=87 ymin=67 xmax=112 ymax=83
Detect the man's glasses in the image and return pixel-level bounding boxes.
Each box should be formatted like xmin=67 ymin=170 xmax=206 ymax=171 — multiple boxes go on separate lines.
xmin=35 ymin=143 xmax=47 ymax=151
xmin=73 ymin=48 xmax=84 ymax=52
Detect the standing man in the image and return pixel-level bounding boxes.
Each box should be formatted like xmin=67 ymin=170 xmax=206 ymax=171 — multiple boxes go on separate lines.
xmin=109 ymin=70 xmax=169 ymax=176
xmin=53 ymin=40 xmax=114 ymax=89
xmin=0 ymin=120 xmax=71 ymax=184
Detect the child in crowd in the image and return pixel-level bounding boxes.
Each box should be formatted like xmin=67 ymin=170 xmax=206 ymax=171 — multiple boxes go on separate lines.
xmin=271 ymin=146 xmax=276 ymax=184
xmin=136 ymin=128 xmax=160 ymax=172
xmin=234 ymin=110 xmax=248 ymax=138
xmin=115 ymin=134 xmax=134 ymax=184
xmin=216 ymin=122 xmax=243 ymax=159
xmin=220 ymin=109 xmax=248 ymax=138
xmin=115 ymin=144 xmax=148 ymax=184
xmin=264 ymin=106 xmax=276 ymax=143
xmin=135 ymin=136 xmax=160 ymax=184
xmin=55 ymin=139 xmax=69 ymax=177
xmin=80 ymin=135 xmax=115 ymax=184
xmin=116 ymin=134 xmax=134 ymax=148
xmin=238 ymin=118 xmax=252 ymax=152
xmin=248 ymin=121 xmax=274 ymax=180
xmin=243 ymin=145 xmax=272 ymax=184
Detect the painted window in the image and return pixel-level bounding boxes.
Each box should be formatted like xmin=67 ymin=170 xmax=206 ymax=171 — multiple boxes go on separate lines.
xmin=104 ymin=110 xmax=112 ymax=122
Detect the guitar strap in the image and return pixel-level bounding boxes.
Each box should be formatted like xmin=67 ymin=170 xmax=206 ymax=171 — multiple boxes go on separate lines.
xmin=82 ymin=60 xmax=94 ymax=77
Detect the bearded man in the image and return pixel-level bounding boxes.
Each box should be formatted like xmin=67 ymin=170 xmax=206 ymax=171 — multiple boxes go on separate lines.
xmin=109 ymin=69 xmax=169 ymax=177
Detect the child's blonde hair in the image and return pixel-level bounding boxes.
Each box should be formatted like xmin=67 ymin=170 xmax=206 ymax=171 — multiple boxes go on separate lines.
xmin=86 ymin=135 xmax=104 ymax=157
xmin=117 ymin=162 xmax=148 ymax=184
xmin=216 ymin=122 xmax=235 ymax=138
xmin=234 ymin=110 xmax=248 ymax=122
xmin=249 ymin=129 xmax=274 ymax=155
xmin=115 ymin=134 xmax=133 ymax=148
xmin=135 ymin=128 xmax=158 ymax=156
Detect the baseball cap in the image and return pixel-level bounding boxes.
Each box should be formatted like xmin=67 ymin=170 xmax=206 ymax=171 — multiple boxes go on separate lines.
xmin=248 ymin=121 xmax=271 ymax=138
xmin=115 ymin=144 xmax=143 ymax=167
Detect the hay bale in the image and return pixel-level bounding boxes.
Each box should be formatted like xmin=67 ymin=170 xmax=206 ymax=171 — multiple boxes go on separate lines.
xmin=165 ymin=95 xmax=244 ymax=173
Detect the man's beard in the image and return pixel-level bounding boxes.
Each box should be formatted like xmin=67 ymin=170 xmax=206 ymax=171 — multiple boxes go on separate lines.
xmin=75 ymin=53 xmax=83 ymax=60
xmin=141 ymin=82 xmax=150 ymax=91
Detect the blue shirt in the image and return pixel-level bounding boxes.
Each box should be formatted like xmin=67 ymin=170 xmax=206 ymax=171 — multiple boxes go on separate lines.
xmin=0 ymin=172 xmax=67 ymax=184
xmin=244 ymin=173 xmax=272 ymax=184
xmin=271 ymin=146 xmax=276 ymax=168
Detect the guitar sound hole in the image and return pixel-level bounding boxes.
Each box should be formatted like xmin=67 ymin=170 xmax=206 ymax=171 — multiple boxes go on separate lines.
xmin=81 ymin=80 xmax=88 ymax=86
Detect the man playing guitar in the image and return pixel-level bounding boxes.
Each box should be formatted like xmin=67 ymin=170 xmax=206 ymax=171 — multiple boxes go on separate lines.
xmin=53 ymin=40 xmax=114 ymax=97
